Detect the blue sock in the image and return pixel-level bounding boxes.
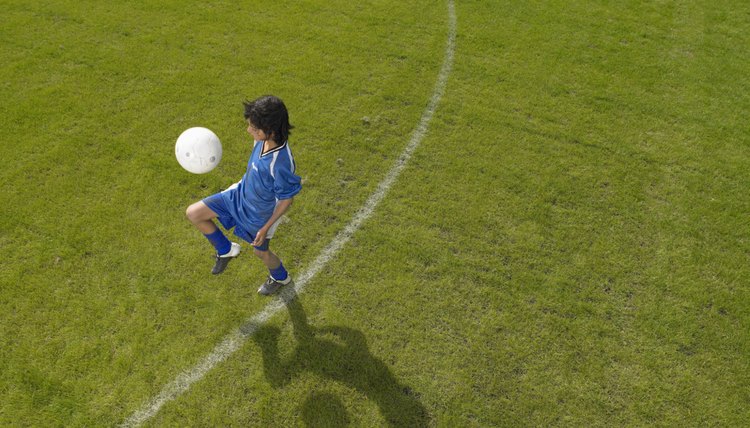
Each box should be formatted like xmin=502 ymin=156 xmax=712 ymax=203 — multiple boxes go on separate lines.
xmin=204 ymin=229 xmax=231 ymax=255
xmin=269 ymin=262 xmax=288 ymax=281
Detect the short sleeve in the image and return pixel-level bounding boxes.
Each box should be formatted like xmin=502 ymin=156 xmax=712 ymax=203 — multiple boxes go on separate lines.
xmin=272 ymin=150 xmax=302 ymax=200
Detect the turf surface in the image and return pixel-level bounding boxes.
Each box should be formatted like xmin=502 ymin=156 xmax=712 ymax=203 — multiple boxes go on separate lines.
xmin=1 ymin=0 xmax=748 ymax=426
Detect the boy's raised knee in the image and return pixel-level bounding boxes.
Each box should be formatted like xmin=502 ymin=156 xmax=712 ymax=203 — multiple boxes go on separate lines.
xmin=186 ymin=202 xmax=205 ymax=224
xmin=185 ymin=205 xmax=197 ymax=223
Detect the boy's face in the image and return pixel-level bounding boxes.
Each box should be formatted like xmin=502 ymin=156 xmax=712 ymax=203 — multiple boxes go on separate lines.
xmin=247 ymin=120 xmax=270 ymax=142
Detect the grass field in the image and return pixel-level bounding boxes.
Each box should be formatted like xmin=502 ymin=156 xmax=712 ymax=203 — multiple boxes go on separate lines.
xmin=1 ymin=0 xmax=749 ymax=426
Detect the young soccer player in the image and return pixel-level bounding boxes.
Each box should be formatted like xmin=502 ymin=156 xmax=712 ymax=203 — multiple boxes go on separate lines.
xmin=186 ymin=95 xmax=302 ymax=296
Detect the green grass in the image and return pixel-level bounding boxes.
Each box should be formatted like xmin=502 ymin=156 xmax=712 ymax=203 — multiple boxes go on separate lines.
xmin=1 ymin=0 xmax=749 ymax=426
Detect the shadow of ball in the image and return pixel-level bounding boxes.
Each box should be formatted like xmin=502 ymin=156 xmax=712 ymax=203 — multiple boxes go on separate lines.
xmin=301 ymin=392 xmax=350 ymax=427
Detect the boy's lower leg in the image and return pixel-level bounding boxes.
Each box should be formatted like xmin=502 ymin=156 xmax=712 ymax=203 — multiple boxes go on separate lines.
xmin=186 ymin=202 xmax=239 ymax=273
xmin=256 ymin=249 xmax=291 ymax=295
xmin=258 ymin=250 xmax=288 ymax=280
xmin=194 ymin=219 xmax=218 ymax=235
xmin=258 ymin=250 xmax=281 ymax=271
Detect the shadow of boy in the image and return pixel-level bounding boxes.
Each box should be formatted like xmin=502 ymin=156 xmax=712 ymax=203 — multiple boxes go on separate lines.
xmin=252 ymin=288 xmax=430 ymax=427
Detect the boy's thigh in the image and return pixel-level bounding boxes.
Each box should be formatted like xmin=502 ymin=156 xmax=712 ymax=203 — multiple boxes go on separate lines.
xmin=187 ymin=200 xmax=219 ymax=221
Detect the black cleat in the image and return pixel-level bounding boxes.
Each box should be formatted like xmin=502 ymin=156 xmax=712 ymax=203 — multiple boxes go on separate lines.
xmin=257 ymin=275 xmax=293 ymax=296
xmin=211 ymin=242 xmax=241 ymax=275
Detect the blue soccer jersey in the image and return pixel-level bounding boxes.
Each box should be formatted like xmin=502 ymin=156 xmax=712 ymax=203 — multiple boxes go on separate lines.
xmin=207 ymin=140 xmax=301 ymax=239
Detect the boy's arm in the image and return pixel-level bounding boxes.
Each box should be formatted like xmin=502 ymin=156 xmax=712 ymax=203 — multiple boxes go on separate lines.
xmin=251 ymin=197 xmax=293 ymax=246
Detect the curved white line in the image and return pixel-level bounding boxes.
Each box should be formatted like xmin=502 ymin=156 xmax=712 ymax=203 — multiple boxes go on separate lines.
xmin=121 ymin=2 xmax=456 ymax=426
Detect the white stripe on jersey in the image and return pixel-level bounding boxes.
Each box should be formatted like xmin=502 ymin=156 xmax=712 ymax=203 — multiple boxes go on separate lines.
xmin=285 ymin=144 xmax=295 ymax=173
xmin=269 ymin=151 xmax=280 ymax=178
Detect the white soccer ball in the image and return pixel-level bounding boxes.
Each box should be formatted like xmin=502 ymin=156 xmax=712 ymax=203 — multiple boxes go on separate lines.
xmin=175 ymin=127 xmax=222 ymax=174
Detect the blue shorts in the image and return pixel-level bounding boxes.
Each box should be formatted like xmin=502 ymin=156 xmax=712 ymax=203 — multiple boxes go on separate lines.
xmin=203 ymin=193 xmax=271 ymax=251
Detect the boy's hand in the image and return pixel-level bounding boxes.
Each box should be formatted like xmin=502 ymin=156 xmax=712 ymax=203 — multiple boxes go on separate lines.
xmin=252 ymin=228 xmax=268 ymax=247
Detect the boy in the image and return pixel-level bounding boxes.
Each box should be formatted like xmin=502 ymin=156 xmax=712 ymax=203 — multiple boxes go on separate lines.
xmin=186 ymin=95 xmax=301 ymax=296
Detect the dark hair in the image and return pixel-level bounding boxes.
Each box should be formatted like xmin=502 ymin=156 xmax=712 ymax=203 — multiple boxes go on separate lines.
xmin=243 ymin=95 xmax=293 ymax=143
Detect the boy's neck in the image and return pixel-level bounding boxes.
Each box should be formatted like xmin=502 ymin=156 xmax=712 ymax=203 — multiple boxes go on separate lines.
xmin=262 ymin=139 xmax=281 ymax=153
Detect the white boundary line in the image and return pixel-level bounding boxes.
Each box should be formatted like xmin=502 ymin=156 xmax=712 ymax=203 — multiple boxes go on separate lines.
xmin=121 ymin=2 xmax=455 ymax=426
